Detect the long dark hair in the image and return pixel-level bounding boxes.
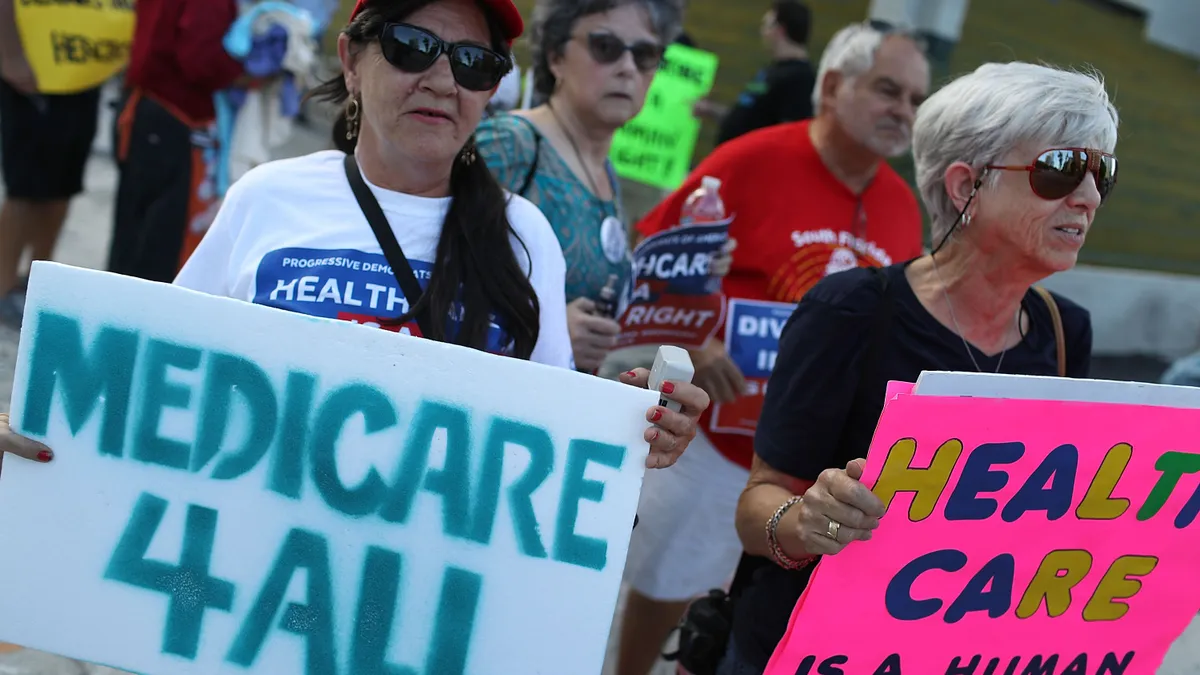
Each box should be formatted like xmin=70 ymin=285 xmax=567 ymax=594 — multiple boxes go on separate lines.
xmin=308 ymin=0 xmax=540 ymax=360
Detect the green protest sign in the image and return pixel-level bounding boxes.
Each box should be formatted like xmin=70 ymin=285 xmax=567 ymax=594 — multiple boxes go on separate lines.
xmin=610 ymin=43 xmax=719 ymax=190
xmin=654 ymin=43 xmax=719 ymax=100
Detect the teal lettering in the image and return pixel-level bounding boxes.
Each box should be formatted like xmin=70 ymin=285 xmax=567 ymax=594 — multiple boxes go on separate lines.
xmin=351 ymin=547 xmax=416 ymax=675
xmin=227 ymin=529 xmax=337 ymax=675
xmin=419 ymin=401 xmax=472 ymax=537
xmin=310 ymin=383 xmax=396 ymax=517
xmin=469 ymin=418 xmax=553 ymax=557
xmin=270 ymin=371 xmax=318 ymax=500
xmin=424 ymin=567 xmax=483 ymax=675
xmin=132 ymin=340 xmax=201 ymax=470
xmin=380 ymin=400 xmax=472 ymax=538
xmin=23 ymin=312 xmax=137 ymax=457
xmin=554 ymin=439 xmax=625 ymax=571
xmin=192 ymin=353 xmax=279 ymax=479
xmin=103 ymin=492 xmax=235 ymax=659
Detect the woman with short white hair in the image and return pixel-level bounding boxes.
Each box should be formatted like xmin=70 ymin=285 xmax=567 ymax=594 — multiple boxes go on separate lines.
xmin=719 ymin=61 xmax=1118 ymax=674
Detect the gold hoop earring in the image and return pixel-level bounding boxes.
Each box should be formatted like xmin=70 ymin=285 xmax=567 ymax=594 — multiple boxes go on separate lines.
xmin=345 ymin=97 xmax=361 ymax=141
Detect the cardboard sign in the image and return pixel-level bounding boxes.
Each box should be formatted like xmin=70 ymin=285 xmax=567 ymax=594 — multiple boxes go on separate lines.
xmin=765 ymin=387 xmax=1200 ymax=675
xmin=15 ymin=0 xmax=135 ymax=94
xmin=616 ymin=221 xmax=729 ymax=350
xmin=610 ymin=44 xmax=720 ymax=190
xmin=0 ymin=262 xmax=658 ymax=675
xmin=710 ymin=299 xmax=795 ymax=436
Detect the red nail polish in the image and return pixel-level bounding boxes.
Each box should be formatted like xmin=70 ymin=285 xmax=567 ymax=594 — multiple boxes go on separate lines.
xmin=662 ymin=382 xmax=676 ymax=395
xmin=625 ymin=371 xmax=637 ymax=378
xmin=37 ymin=451 xmax=52 ymax=463
xmin=649 ymin=429 xmax=660 ymax=441
xmin=650 ymin=409 xmax=663 ymax=422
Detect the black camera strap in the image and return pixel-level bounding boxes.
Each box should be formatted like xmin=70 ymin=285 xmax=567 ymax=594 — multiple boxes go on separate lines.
xmin=343 ymin=153 xmax=434 ymax=338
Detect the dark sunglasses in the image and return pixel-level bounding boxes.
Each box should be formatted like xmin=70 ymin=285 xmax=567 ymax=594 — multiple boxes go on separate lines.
xmin=578 ymin=32 xmax=664 ymax=72
xmin=987 ymin=147 xmax=1118 ymax=205
xmin=378 ymin=23 xmax=509 ymax=92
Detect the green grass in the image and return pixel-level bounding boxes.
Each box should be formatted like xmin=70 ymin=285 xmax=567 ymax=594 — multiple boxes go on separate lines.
xmin=329 ymin=0 xmax=1200 ymax=275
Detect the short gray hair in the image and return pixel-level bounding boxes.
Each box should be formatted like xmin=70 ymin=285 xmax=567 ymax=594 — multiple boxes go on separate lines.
xmin=912 ymin=62 xmax=1120 ymax=244
xmin=529 ymin=0 xmax=684 ymax=97
xmin=811 ymin=22 xmax=921 ymax=110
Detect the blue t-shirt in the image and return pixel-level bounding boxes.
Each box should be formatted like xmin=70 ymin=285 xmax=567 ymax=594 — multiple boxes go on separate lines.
xmin=476 ymin=113 xmax=633 ymax=305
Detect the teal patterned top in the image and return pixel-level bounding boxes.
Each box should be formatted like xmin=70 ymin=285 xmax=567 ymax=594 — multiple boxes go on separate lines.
xmin=476 ymin=113 xmax=633 ymax=305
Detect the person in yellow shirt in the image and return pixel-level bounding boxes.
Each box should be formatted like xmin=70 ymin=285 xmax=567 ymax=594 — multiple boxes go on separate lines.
xmin=0 ymin=0 xmax=103 ymax=329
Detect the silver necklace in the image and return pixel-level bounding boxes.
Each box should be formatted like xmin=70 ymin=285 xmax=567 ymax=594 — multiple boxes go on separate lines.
xmin=931 ymin=257 xmax=1021 ymax=374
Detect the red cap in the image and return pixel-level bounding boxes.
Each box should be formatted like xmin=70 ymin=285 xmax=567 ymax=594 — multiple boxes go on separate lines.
xmin=349 ymin=0 xmax=524 ymax=43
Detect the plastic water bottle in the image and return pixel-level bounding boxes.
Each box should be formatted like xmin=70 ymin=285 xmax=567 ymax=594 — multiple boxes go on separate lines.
xmin=681 ymin=176 xmax=727 ymax=293
xmin=679 ymin=175 xmax=726 ymax=226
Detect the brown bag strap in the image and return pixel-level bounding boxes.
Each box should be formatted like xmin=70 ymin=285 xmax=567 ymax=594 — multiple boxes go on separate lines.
xmin=1032 ymin=286 xmax=1067 ymax=377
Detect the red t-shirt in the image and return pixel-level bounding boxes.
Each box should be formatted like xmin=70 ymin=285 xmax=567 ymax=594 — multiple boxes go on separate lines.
xmin=636 ymin=120 xmax=924 ymax=470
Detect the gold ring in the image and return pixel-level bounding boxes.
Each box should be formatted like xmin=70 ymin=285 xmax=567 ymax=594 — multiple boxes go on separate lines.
xmin=825 ymin=518 xmax=841 ymax=540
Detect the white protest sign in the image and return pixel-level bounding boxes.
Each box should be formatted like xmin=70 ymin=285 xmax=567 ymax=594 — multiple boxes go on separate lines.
xmin=0 ymin=261 xmax=658 ymax=675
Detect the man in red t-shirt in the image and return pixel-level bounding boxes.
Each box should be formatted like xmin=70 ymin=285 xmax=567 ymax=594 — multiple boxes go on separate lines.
xmin=615 ymin=25 xmax=929 ymax=675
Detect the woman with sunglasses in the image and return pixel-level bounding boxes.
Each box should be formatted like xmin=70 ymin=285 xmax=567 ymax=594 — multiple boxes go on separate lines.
xmin=717 ymin=61 xmax=1118 ymax=675
xmin=162 ymin=0 xmax=706 ymax=470
xmin=0 ymin=2 xmax=710 ymax=468
xmin=473 ymin=0 xmax=682 ymax=375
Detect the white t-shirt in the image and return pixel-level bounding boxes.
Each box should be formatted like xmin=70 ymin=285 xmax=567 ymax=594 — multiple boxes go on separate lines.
xmin=174 ymin=150 xmax=574 ymax=369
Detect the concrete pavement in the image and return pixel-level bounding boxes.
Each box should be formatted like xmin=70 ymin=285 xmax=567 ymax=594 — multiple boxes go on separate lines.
xmin=0 ymin=116 xmax=1197 ymax=674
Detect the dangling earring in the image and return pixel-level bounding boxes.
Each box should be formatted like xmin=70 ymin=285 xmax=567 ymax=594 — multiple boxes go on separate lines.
xmin=458 ymin=138 xmax=477 ymax=166
xmin=345 ymin=97 xmax=361 ymax=141
xmin=963 ymin=211 xmax=973 ymax=227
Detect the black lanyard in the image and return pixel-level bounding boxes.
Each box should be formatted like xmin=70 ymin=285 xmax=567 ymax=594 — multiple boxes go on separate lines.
xmin=342 ymin=153 xmax=434 ymax=338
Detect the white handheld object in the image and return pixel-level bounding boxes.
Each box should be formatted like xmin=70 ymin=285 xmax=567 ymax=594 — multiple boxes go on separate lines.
xmin=649 ymin=345 xmax=695 ymax=413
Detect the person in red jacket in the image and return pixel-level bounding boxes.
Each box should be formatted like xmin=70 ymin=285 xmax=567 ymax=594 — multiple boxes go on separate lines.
xmin=108 ymin=0 xmax=245 ymax=283
xmin=616 ymin=23 xmax=930 ymax=673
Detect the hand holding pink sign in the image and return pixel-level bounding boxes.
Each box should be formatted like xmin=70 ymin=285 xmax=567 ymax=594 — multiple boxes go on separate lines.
xmin=765 ymin=388 xmax=1200 ymax=675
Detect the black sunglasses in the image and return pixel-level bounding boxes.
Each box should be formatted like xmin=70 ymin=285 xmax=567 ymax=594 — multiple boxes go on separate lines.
xmin=378 ymin=23 xmax=509 ymax=92
xmin=577 ymin=32 xmax=664 ymax=72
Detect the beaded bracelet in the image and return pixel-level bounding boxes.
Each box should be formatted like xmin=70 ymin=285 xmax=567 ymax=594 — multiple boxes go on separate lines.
xmin=766 ymin=495 xmax=815 ymax=571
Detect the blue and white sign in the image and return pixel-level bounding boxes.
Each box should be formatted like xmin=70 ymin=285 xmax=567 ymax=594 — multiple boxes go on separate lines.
xmin=710 ymin=298 xmax=796 ymax=437
xmin=0 ymin=262 xmax=657 ymax=675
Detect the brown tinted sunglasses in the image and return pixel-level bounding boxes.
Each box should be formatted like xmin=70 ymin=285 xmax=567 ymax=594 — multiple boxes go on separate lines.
xmin=987 ymin=147 xmax=1118 ymax=205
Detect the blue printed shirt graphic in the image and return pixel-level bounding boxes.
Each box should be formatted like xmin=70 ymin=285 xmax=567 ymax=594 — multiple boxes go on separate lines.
xmin=631 ymin=221 xmax=730 ymax=298
xmin=255 ymin=247 xmax=512 ymax=354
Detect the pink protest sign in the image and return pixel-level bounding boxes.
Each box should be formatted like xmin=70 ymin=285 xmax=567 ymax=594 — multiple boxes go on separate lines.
xmin=765 ymin=393 xmax=1200 ymax=675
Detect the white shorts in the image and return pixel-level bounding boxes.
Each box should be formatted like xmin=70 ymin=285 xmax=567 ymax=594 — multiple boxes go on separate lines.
xmin=622 ymin=431 xmax=750 ymax=602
